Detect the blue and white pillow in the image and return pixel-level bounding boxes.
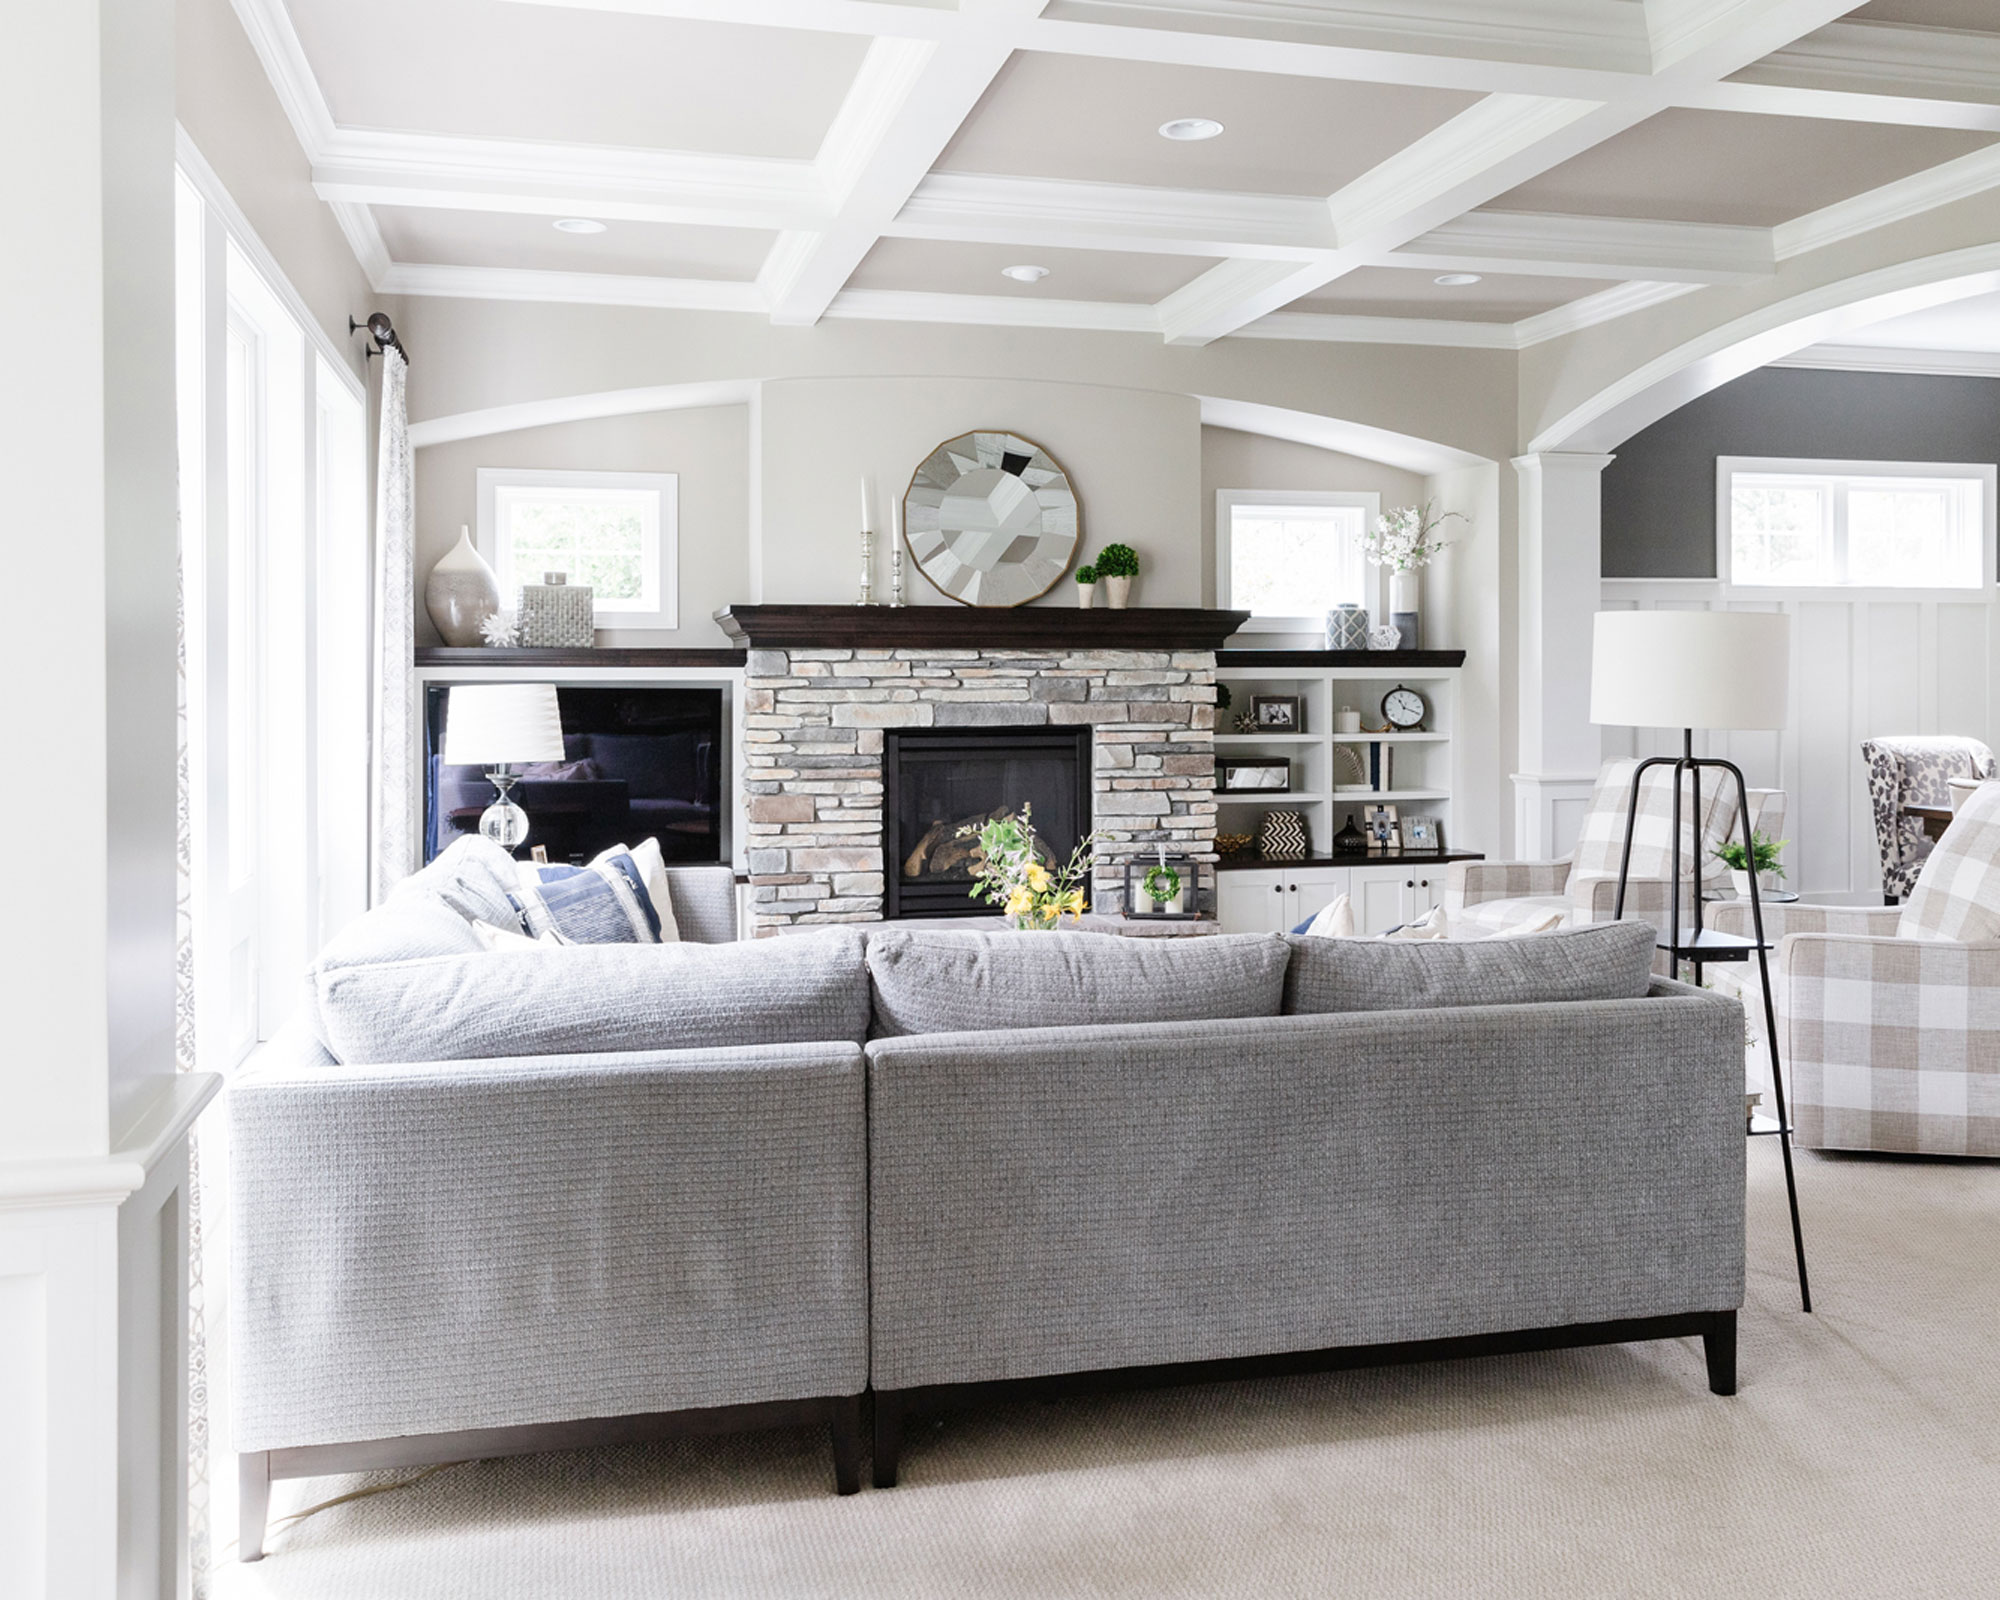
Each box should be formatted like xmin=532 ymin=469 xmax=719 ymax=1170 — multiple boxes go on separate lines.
xmin=510 ymin=847 xmax=664 ymax=944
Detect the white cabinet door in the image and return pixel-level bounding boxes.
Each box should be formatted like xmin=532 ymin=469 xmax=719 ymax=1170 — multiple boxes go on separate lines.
xmin=1349 ymin=865 xmax=1415 ymax=934
xmin=1218 ymin=869 xmax=1288 ymax=933
xmin=1405 ymin=867 xmax=1441 ymax=923
xmin=1290 ymin=868 xmax=1351 ymax=929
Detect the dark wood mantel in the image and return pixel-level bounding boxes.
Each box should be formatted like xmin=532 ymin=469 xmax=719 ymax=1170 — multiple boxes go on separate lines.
xmin=714 ymin=604 xmax=1253 ymax=652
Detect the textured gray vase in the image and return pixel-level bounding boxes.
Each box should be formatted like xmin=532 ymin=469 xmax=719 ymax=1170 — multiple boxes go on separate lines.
xmin=1324 ymin=604 xmax=1370 ymax=651
xmin=425 ymin=528 xmax=501 ymax=646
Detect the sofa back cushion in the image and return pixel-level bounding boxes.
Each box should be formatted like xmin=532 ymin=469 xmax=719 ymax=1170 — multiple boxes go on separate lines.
xmin=1282 ymin=920 xmax=1655 ymax=1015
xmin=392 ymin=834 xmax=526 ymax=928
xmin=315 ymin=929 xmax=868 ymax=1064
xmin=865 ymin=929 xmax=1290 ymax=1038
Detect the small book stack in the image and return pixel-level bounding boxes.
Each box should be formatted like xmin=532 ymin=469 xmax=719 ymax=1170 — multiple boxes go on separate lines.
xmin=1367 ymin=741 xmax=1394 ymax=793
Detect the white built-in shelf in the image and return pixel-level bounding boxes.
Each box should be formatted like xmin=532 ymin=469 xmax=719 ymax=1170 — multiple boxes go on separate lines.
xmin=1214 ymin=732 xmax=1319 ymax=744
xmin=1327 ymin=732 xmax=1448 ymax=743
xmin=1220 ymin=789 xmax=1330 ymax=803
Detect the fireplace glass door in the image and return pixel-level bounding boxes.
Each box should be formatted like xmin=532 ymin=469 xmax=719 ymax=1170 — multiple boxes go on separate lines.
xmin=884 ymin=728 xmax=1091 ymax=917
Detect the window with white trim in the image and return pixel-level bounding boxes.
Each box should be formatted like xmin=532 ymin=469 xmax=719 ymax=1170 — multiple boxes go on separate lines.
xmin=1719 ymin=457 xmax=1994 ymax=590
xmin=1216 ymin=490 xmax=1380 ymax=631
xmin=478 ymin=467 xmax=679 ymax=628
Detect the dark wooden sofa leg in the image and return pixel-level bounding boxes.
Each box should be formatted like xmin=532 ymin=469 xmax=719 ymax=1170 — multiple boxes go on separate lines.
xmin=239 ymin=1451 xmax=272 ymax=1561
xmin=830 ymin=1394 xmax=864 ymax=1495
xmin=1704 ymin=1310 xmax=1738 ymax=1396
xmin=872 ymin=1390 xmax=903 ymax=1489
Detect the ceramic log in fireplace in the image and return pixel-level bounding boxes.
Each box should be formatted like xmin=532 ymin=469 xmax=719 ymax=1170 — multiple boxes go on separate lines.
xmin=883 ymin=728 xmax=1092 ymax=918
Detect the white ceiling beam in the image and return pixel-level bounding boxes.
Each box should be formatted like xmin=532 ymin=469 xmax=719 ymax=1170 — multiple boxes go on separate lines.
xmin=821 ymin=288 xmax=1162 ymax=335
xmin=1387 ymin=211 xmax=1773 ymax=284
xmin=378 ymin=262 xmax=767 ymax=313
xmin=759 ymin=4 xmax=1045 ymax=326
xmin=1726 ymin=21 xmax=2000 ymax=106
xmin=1232 ymin=311 xmax=1519 ymax=350
xmin=1686 ymin=81 xmax=2000 ymax=132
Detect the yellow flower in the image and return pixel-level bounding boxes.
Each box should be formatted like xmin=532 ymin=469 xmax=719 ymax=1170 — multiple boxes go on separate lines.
xmin=1060 ymin=889 xmax=1087 ymax=917
xmin=1026 ymin=863 xmax=1052 ymax=891
xmin=1005 ymin=887 xmax=1034 ymax=918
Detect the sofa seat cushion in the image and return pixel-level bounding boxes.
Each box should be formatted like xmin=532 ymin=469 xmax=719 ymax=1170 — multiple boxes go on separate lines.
xmin=1282 ymin=920 xmax=1655 ymax=1015
xmin=865 ymin=928 xmax=1290 ymax=1038
xmin=1453 ymin=894 xmax=1573 ymax=938
xmin=315 ymin=929 xmax=868 ymax=1064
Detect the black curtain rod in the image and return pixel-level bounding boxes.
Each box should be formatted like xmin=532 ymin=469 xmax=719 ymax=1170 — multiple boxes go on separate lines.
xmin=349 ymin=311 xmax=408 ymax=364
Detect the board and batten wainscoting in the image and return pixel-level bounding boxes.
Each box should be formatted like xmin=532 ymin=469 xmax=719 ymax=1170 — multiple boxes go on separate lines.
xmin=1599 ymin=581 xmax=2000 ymax=904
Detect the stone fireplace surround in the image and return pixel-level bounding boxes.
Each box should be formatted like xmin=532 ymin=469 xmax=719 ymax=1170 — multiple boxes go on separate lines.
xmin=717 ymin=607 xmax=1247 ymax=937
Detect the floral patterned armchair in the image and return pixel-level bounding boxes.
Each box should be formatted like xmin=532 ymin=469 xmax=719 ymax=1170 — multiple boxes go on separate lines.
xmin=1862 ymin=736 xmax=1997 ymax=903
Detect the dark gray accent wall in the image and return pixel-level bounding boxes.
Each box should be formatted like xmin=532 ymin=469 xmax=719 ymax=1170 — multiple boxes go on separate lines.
xmin=1601 ymin=366 xmax=2000 ymax=578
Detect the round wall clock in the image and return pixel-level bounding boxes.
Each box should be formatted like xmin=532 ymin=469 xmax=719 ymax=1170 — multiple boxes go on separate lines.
xmin=1382 ymin=685 xmax=1427 ymax=730
xmin=902 ymin=431 xmax=1080 ymax=607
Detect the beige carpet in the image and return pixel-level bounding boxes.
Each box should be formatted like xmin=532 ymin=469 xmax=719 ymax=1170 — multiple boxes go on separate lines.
xmin=214 ymin=1144 xmax=2000 ymax=1599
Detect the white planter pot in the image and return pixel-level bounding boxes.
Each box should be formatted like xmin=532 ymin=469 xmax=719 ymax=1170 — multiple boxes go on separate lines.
xmin=1076 ymin=581 xmax=1096 ymax=608
xmin=1730 ymin=869 xmax=1754 ymax=898
xmin=1104 ymin=574 xmax=1132 ymax=609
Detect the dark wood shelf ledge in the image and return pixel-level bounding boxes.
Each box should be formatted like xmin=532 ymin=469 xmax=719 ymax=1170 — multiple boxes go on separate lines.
xmin=715 ymin=604 xmax=1251 ymax=652
xmin=415 ymin=647 xmax=748 ymax=668
xmin=1217 ymin=850 xmax=1483 ymax=871
xmin=1218 ymin=649 xmax=1467 ymax=668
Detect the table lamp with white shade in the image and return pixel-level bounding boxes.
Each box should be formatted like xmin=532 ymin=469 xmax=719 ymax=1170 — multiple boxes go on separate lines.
xmin=1589 ymin=608 xmax=1809 ymax=1312
xmin=443 ymin=684 xmax=565 ymax=850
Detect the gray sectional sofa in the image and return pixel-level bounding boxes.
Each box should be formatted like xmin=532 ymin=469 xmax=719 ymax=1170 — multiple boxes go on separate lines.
xmin=230 ymin=837 xmax=1746 ymax=1556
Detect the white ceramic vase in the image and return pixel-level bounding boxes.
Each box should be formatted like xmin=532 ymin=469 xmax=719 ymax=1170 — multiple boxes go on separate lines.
xmin=1077 ymin=580 xmax=1096 ymax=609
xmin=1730 ymin=869 xmax=1755 ymax=898
xmin=1389 ymin=567 xmax=1421 ymax=650
xmin=1104 ymin=574 xmax=1132 ymax=609
xmin=425 ymin=527 xmax=502 ymax=646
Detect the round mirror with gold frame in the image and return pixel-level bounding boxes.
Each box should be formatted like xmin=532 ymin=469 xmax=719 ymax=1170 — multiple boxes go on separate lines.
xmin=902 ymin=431 xmax=1080 ymax=607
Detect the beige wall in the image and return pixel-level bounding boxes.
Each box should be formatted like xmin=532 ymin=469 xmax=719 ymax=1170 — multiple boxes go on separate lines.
xmin=761 ymin=377 xmax=1201 ymax=609
xmin=177 ymin=0 xmax=375 ymax=383
xmin=416 ymin=405 xmax=751 ymax=647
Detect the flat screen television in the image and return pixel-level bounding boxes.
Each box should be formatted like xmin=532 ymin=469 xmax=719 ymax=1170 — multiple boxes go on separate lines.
xmin=424 ymin=685 xmax=725 ymax=866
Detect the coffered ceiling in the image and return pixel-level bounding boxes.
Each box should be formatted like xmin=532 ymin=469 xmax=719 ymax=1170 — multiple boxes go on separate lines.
xmin=229 ymin=0 xmax=2000 ymax=348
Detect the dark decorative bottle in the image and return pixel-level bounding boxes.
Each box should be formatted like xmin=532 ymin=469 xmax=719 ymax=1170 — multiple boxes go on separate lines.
xmin=1334 ymin=813 xmax=1367 ymax=855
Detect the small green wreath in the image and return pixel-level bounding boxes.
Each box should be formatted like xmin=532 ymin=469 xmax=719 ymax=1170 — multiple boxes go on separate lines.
xmin=1142 ymin=863 xmax=1182 ymax=904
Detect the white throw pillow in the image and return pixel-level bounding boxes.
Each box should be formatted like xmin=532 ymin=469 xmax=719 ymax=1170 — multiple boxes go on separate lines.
xmin=1489 ymin=910 xmax=1565 ymax=939
xmin=469 ymin=919 xmax=567 ymax=951
xmin=1382 ymin=905 xmax=1450 ymax=941
xmin=1302 ymin=893 xmax=1357 ymax=939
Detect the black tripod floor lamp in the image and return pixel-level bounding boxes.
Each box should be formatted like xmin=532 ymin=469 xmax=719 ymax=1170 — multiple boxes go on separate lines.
xmin=1589 ymin=609 xmax=1810 ymax=1313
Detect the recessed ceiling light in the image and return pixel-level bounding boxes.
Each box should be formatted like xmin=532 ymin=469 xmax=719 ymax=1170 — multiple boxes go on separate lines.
xmin=553 ymin=218 xmax=607 ymax=234
xmin=1000 ymin=264 xmax=1051 ymax=283
xmin=1158 ymin=117 xmax=1224 ymax=141
xmin=1433 ymin=273 xmax=1483 ymax=287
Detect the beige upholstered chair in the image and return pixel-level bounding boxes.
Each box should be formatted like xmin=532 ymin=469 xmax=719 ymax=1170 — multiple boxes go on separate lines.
xmin=1447 ymin=759 xmax=1785 ymax=938
xmin=1711 ymin=780 xmax=2000 ymax=1156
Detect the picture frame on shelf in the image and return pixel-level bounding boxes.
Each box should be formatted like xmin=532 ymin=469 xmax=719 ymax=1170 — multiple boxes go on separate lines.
xmin=1364 ymin=803 xmax=1400 ymax=853
xmin=1252 ymin=695 xmax=1302 ymax=732
xmin=1218 ymin=759 xmax=1292 ymax=794
xmin=1405 ymin=815 xmax=1444 ymax=853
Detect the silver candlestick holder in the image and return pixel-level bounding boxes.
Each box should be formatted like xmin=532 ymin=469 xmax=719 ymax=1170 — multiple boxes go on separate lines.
xmin=890 ymin=540 xmax=905 ymax=607
xmin=858 ymin=528 xmax=875 ymax=606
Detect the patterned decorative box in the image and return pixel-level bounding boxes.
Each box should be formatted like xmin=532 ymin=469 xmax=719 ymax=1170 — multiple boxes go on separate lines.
xmin=517 ymin=572 xmax=594 ymax=648
xmin=1259 ymin=810 xmax=1310 ymax=859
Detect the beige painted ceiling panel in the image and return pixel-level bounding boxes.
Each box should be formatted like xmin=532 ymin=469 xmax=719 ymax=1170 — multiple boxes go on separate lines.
xmin=1851 ymin=0 xmax=2000 ymax=30
xmin=374 ymin=209 xmax=777 ymax=280
xmin=847 ymin=238 xmax=1218 ymax=303
xmin=285 ymin=0 xmax=865 ymax=156
xmin=934 ymin=52 xmax=1479 ymax=196
xmin=1494 ymin=109 xmax=1999 ymax=227
xmin=1289 ymin=268 xmax=1609 ymax=323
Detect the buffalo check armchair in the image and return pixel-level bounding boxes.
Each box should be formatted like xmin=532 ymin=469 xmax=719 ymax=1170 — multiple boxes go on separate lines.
xmin=1711 ymin=780 xmax=2000 ymax=1157
xmin=1446 ymin=759 xmax=1786 ymax=939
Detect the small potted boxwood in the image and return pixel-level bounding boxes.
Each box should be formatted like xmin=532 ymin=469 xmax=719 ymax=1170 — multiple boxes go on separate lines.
xmin=1094 ymin=543 xmax=1139 ymax=608
xmin=1715 ymin=832 xmax=1786 ymax=898
xmin=1075 ymin=563 xmax=1098 ymax=608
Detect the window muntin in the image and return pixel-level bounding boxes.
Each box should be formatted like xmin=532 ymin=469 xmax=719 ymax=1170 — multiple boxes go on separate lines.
xmin=1722 ymin=459 xmax=1989 ymax=590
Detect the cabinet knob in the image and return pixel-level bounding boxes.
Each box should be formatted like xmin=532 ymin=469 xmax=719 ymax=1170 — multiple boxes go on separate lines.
xmin=1289 ymin=884 xmax=1298 ymax=893
xmin=1405 ymin=879 xmax=1414 ymax=889
xmin=1420 ymin=879 xmax=1429 ymax=889
xmin=1273 ymin=885 xmax=1282 ymax=894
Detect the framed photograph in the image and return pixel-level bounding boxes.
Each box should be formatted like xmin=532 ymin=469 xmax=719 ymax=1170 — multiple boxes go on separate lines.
xmin=1364 ymin=803 xmax=1400 ymax=853
xmin=1406 ymin=815 xmax=1444 ymax=853
xmin=1218 ymin=759 xmax=1292 ymax=794
xmin=1252 ymin=695 xmax=1302 ymax=732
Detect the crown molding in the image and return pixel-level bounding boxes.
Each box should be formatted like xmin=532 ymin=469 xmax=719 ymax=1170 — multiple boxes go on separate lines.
xmin=1513 ymin=280 xmax=1703 ymax=346
xmin=1232 ymin=310 xmax=1520 ymax=349
xmin=1774 ymin=143 xmax=2000 ymax=261
xmin=820 ymin=288 xmax=1162 ymax=334
xmin=327 ymin=200 xmax=391 ymax=289
xmin=378 ymin=262 xmax=768 ymax=313
xmin=1389 ymin=209 xmax=1772 ymax=283
xmin=227 ymin=0 xmax=335 ymax=153
xmin=1770 ymin=343 xmax=2000 ymax=378
xmin=1687 ymin=78 xmax=2000 ymax=131
xmin=407 ymin=377 xmax=762 ymax=450
xmin=1735 ymin=19 xmax=2000 ymax=101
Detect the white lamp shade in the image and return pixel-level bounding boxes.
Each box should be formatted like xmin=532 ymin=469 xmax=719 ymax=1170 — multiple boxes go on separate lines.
xmin=1590 ymin=610 xmax=1790 ymax=731
xmin=443 ymin=684 xmax=565 ymax=766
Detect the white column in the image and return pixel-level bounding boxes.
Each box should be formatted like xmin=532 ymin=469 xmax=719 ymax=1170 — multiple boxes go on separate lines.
xmin=1512 ymin=453 xmax=1615 ymax=859
xmin=0 ymin=0 xmax=211 ymax=1595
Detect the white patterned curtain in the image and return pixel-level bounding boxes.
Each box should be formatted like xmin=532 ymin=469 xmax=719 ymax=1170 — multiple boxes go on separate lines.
xmin=370 ymin=347 xmax=417 ymax=902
